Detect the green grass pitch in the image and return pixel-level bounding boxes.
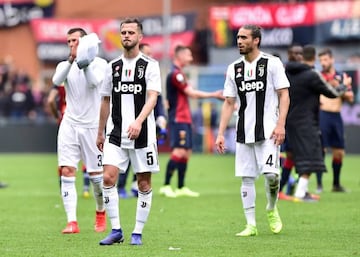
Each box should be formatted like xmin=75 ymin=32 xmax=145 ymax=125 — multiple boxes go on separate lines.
xmin=0 ymin=153 xmax=359 ymax=257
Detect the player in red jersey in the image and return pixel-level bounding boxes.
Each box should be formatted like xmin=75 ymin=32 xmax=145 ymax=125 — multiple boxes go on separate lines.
xmin=159 ymin=45 xmax=223 ymax=198
xmin=317 ymin=48 xmax=354 ymax=193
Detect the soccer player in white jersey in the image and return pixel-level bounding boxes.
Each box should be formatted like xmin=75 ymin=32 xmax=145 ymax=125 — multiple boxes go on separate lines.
xmin=215 ymin=24 xmax=290 ymax=237
xmin=96 ymin=18 xmax=161 ymax=246
xmin=52 ymin=28 xmax=108 ymax=234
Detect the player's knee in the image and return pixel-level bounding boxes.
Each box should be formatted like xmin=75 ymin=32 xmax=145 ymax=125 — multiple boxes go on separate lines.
xmin=103 ymin=171 xmax=117 ymax=186
xmin=137 ymin=173 xmax=151 ymax=192
xmin=333 ymin=150 xmax=344 ymax=161
xmin=264 ymin=173 xmax=279 ymax=186
xmin=138 ymin=182 xmax=151 ymax=192
xmin=172 ymin=148 xmax=188 ymax=159
xmin=61 ymin=166 xmax=75 ymax=177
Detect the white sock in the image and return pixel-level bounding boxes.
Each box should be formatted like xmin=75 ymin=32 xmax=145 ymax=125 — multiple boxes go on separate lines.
xmin=294 ymin=177 xmax=308 ymax=198
xmin=61 ymin=176 xmax=77 ymax=222
xmin=133 ymin=189 xmax=152 ymax=234
xmin=264 ymin=173 xmax=280 ymax=211
xmin=90 ymin=174 xmax=104 ymax=211
xmin=241 ymin=177 xmax=256 ymax=226
xmin=103 ymin=185 xmax=121 ymax=229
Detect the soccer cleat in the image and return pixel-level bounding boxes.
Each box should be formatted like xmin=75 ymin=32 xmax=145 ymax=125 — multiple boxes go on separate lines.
xmin=302 ymin=195 xmax=318 ymax=202
xmin=62 ymin=221 xmax=80 ymax=234
xmin=267 ymin=207 xmax=282 ymax=234
xmin=294 ymin=192 xmax=319 ymax=203
xmin=99 ymin=229 xmax=124 ymax=245
xmin=175 ymin=187 xmax=200 ymax=197
xmin=292 ymin=197 xmax=303 ymax=203
xmin=95 ymin=211 xmax=106 ymax=232
xmin=278 ymin=191 xmax=295 ymax=201
xmin=316 ymin=185 xmax=323 ymax=194
xmin=307 ymin=192 xmax=320 ymax=200
xmin=0 ymin=182 xmax=8 ymax=188
xmin=131 ymin=188 xmax=139 ymax=197
xmin=159 ymin=185 xmax=177 ymax=198
xmin=235 ymin=224 xmax=258 ymax=237
xmin=83 ymin=191 xmax=90 ymax=198
xmin=286 ymin=176 xmax=297 ymax=196
xmin=130 ymin=233 xmax=143 ymax=245
xmin=118 ymin=188 xmax=128 ymax=199
xmin=332 ymin=185 xmax=347 ymax=193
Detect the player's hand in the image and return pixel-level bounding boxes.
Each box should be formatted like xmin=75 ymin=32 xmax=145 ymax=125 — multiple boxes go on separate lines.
xmin=68 ymin=44 xmax=77 ymax=64
xmin=215 ymin=134 xmax=226 ymax=154
xmin=96 ymin=134 xmax=105 ymax=152
xmin=213 ymin=90 xmax=225 ymax=101
xmin=271 ymin=125 xmax=285 ymax=146
xmin=127 ymin=120 xmax=142 ymax=140
xmin=342 ymin=72 xmax=352 ymax=90
xmin=68 ymin=48 xmax=76 ymax=63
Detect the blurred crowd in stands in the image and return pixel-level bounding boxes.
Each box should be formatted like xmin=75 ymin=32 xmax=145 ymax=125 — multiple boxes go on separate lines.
xmin=0 ymin=55 xmax=49 ymax=122
xmin=1 ymin=49 xmax=358 ymax=123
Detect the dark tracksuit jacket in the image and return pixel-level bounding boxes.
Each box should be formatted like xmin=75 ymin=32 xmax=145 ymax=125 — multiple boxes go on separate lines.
xmin=285 ymin=61 xmax=342 ymax=175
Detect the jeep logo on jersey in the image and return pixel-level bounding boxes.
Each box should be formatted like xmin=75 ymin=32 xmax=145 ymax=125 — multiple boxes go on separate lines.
xmin=238 ymin=81 xmax=264 ymax=92
xmin=114 ymin=82 xmax=142 ymax=94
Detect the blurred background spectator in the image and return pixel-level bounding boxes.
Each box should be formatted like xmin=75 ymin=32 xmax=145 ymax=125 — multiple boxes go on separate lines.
xmin=0 ymin=56 xmax=48 ymax=122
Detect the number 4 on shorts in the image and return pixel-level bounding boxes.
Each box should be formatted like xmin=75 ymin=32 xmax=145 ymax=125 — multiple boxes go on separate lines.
xmin=266 ymin=154 xmax=274 ymax=167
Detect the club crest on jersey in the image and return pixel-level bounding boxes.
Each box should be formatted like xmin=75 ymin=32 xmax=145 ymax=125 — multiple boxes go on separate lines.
xmin=137 ymin=65 xmax=145 ymax=79
xmin=176 ymin=73 xmax=186 ymax=84
xmin=258 ymin=65 xmax=265 ymax=77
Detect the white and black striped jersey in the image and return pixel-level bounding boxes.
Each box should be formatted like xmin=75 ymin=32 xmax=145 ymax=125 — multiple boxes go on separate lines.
xmin=223 ymin=52 xmax=290 ymax=144
xmin=100 ymin=53 xmax=161 ymax=149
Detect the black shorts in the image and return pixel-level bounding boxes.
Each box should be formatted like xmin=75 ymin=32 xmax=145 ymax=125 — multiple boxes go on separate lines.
xmin=169 ymin=122 xmax=192 ymax=149
xmin=280 ymin=136 xmax=292 ymax=152
xmin=319 ymin=110 xmax=345 ymax=149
